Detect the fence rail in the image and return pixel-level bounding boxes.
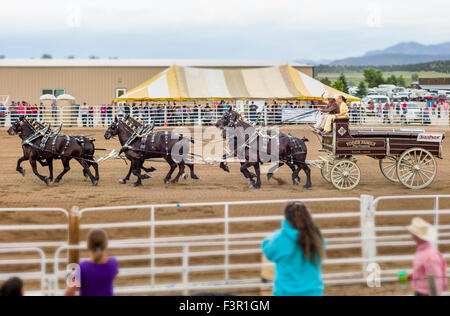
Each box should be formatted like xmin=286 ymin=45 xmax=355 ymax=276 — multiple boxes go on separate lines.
xmin=1 ymin=195 xmax=450 ymax=295
xmin=0 ymin=104 xmax=449 ymax=128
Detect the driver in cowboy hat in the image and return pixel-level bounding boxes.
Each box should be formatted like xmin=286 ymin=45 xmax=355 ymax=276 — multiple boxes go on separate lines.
xmin=312 ymin=93 xmax=339 ymax=132
xmin=407 ymin=217 xmax=447 ymax=296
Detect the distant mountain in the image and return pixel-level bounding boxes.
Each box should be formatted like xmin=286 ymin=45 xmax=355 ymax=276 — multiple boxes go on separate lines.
xmin=365 ymin=42 xmax=450 ymax=57
xmin=299 ymin=42 xmax=450 ymax=66
xmin=330 ymin=53 xmax=450 ymax=66
xmin=297 ymin=58 xmax=333 ymax=66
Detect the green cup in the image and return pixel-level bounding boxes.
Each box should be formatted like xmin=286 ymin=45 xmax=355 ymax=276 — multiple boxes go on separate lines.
xmin=398 ymin=270 xmax=408 ymax=290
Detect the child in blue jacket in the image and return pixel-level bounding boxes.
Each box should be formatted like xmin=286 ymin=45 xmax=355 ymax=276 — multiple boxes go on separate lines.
xmin=262 ymin=202 xmax=326 ymax=296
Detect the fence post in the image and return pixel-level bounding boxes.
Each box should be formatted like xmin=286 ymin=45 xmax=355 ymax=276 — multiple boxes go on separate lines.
xmin=360 ymin=195 xmax=376 ymax=279
xmin=69 ymin=206 xmax=80 ymax=264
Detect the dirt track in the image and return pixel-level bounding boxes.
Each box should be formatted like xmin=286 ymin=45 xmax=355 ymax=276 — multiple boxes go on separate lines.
xmin=1 ymin=125 xmax=449 ymax=296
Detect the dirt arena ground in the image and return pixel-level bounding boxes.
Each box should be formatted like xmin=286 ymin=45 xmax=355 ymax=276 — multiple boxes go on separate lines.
xmin=0 ymin=125 xmax=449 ymax=296
xmin=1 ymin=125 xmax=449 ymax=209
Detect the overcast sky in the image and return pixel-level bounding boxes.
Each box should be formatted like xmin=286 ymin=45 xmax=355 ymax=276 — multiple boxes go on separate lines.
xmin=1 ymin=0 xmax=449 ymax=61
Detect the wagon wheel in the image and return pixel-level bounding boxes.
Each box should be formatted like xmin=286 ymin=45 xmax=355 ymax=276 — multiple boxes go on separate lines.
xmin=321 ymin=162 xmax=332 ymax=183
xmin=396 ymin=148 xmax=437 ymax=190
xmin=330 ymin=160 xmax=361 ymax=190
xmin=379 ymin=156 xmax=399 ymax=183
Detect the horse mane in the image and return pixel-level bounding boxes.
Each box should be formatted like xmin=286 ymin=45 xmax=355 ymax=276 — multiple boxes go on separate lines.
xmin=122 ymin=115 xmax=144 ymax=132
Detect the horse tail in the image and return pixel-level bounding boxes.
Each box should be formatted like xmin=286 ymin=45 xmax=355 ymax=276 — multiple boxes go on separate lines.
xmin=302 ymin=137 xmax=309 ymax=143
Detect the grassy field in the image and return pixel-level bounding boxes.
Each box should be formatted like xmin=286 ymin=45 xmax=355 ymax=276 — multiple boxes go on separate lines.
xmin=316 ymin=71 xmax=449 ymax=87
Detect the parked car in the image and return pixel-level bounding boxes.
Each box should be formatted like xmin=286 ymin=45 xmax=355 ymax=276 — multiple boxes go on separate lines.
xmin=393 ymin=92 xmax=410 ymax=101
xmin=403 ymin=103 xmax=424 ymax=124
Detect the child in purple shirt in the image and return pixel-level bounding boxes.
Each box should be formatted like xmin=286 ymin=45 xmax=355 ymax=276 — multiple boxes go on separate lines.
xmin=65 ymin=230 xmax=119 ymax=296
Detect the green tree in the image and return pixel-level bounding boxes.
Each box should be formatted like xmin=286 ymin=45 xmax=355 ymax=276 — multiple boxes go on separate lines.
xmin=397 ymin=75 xmax=407 ymax=87
xmin=41 ymin=54 xmax=53 ymax=59
xmin=338 ymin=73 xmax=349 ymax=94
xmin=363 ymin=68 xmax=385 ymax=88
xmin=332 ymin=79 xmax=345 ymax=92
xmin=320 ymin=77 xmax=332 ymax=86
xmin=411 ymin=73 xmax=419 ymax=82
xmin=356 ymin=81 xmax=368 ymax=99
xmin=385 ymin=75 xmax=398 ymax=86
xmin=67 ymin=56 xmax=75 ymax=59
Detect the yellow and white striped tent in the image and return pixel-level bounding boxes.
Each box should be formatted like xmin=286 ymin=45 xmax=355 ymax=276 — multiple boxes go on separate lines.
xmin=116 ymin=65 xmax=359 ymax=102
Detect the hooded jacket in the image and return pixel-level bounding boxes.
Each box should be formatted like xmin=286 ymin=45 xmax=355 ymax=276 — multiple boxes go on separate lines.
xmin=262 ymin=219 xmax=325 ymax=296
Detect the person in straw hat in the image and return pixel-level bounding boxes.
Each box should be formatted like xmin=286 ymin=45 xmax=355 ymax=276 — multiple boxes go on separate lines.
xmin=407 ymin=217 xmax=447 ymax=296
xmin=312 ymin=93 xmax=339 ymax=132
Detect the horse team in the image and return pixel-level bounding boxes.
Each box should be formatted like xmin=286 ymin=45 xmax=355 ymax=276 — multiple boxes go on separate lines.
xmin=7 ymin=108 xmax=311 ymax=189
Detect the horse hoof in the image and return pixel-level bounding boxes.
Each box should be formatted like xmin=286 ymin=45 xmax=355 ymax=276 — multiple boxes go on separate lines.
xmin=149 ymin=167 xmax=157 ymax=173
xmin=92 ymin=180 xmax=98 ymax=186
xmin=164 ymin=180 xmax=170 ymax=185
xmin=303 ymin=185 xmax=312 ymax=191
xmin=267 ymin=174 xmax=273 ymax=181
xmin=191 ymin=175 xmax=200 ymax=180
xmin=142 ymin=174 xmax=151 ymax=180
xmin=183 ymin=174 xmax=189 ymax=180
xmin=119 ymin=179 xmax=127 ymax=184
xmin=54 ymin=181 xmax=60 ymax=186
xmin=44 ymin=178 xmax=52 ymax=186
xmin=131 ymin=183 xmax=141 ymax=188
xmin=293 ymin=179 xmax=300 ymax=186
xmin=18 ymin=169 xmax=25 ymax=177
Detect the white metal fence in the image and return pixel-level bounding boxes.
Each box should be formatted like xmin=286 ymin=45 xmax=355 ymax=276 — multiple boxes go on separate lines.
xmin=0 ymin=104 xmax=448 ymax=128
xmin=1 ymin=195 xmax=450 ymax=295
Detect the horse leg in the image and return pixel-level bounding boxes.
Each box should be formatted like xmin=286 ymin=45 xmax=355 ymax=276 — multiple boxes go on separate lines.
xmin=142 ymin=166 xmax=157 ymax=173
xmin=75 ymin=158 xmax=98 ymax=186
xmin=253 ymin=163 xmax=262 ymax=189
xmin=38 ymin=159 xmax=48 ymax=167
xmin=171 ymin=161 xmax=185 ymax=184
xmin=54 ymin=158 xmax=71 ymax=186
xmin=220 ymin=154 xmax=230 ymax=173
xmin=240 ymin=162 xmax=256 ymax=189
xmin=300 ymin=162 xmax=312 ymax=190
xmin=92 ymin=162 xmax=100 ymax=181
xmin=131 ymin=160 xmax=143 ymax=187
xmin=163 ymin=157 xmax=178 ymax=185
xmin=119 ymin=164 xmax=133 ymax=184
xmin=46 ymin=158 xmax=54 ymax=182
xmin=16 ymin=156 xmax=28 ymax=176
xmin=29 ymin=158 xmax=51 ymax=186
xmin=186 ymin=163 xmax=200 ymax=180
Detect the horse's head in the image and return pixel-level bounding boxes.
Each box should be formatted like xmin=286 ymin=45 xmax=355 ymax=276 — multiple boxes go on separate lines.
xmin=7 ymin=116 xmax=26 ymax=136
xmin=215 ymin=107 xmax=240 ymax=129
xmin=104 ymin=117 xmax=120 ymax=140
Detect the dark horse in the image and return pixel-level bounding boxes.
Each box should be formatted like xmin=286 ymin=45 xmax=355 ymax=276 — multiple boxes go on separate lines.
xmin=215 ymin=108 xmax=312 ymax=190
xmin=8 ymin=116 xmax=99 ymax=186
xmin=104 ymin=115 xmax=200 ymax=187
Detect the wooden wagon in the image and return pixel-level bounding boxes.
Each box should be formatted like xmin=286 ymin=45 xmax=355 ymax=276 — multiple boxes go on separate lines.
xmin=313 ymin=118 xmax=445 ymax=190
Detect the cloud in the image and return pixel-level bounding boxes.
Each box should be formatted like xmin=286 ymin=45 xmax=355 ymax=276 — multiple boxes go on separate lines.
xmin=0 ymin=0 xmax=449 ymax=60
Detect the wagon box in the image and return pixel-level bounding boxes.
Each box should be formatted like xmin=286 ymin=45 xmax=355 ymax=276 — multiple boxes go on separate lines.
xmin=317 ymin=118 xmax=445 ymax=190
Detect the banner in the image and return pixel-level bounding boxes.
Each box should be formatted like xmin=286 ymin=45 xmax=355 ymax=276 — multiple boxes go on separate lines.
xmin=281 ymin=108 xmax=320 ymax=123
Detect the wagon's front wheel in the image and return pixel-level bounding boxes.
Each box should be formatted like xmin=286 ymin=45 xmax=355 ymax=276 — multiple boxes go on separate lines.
xmin=330 ymin=160 xmax=361 ymax=190
xmin=396 ymin=148 xmax=437 ymax=189
xmin=321 ymin=162 xmax=332 ymax=183
xmin=379 ymin=156 xmax=399 ymax=183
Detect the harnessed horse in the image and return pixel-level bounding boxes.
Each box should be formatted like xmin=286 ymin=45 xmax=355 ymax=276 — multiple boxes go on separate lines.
xmin=8 ymin=116 xmax=99 ymax=186
xmin=215 ymin=108 xmax=312 ymax=190
xmin=104 ymin=116 xmax=200 ymax=187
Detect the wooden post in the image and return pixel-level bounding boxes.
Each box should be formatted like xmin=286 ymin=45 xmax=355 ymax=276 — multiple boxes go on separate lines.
xmin=69 ymin=206 xmax=80 ymax=264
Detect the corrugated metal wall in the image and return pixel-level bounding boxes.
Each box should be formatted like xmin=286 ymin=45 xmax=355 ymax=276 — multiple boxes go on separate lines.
xmin=0 ymin=66 xmax=313 ymax=105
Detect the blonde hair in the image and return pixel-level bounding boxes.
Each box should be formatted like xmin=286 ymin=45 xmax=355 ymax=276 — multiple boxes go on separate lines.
xmin=87 ymin=230 xmax=108 ymax=263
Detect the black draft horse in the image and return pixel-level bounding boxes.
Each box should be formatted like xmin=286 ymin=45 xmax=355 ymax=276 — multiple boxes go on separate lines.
xmin=215 ymin=108 xmax=312 ymax=190
xmin=8 ymin=116 xmax=99 ymax=186
xmin=104 ymin=116 xmax=200 ymax=187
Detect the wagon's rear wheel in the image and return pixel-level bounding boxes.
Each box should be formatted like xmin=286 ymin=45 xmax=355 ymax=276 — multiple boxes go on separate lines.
xmin=396 ymin=148 xmax=437 ymax=189
xmin=330 ymin=160 xmax=361 ymax=190
xmin=379 ymin=156 xmax=399 ymax=183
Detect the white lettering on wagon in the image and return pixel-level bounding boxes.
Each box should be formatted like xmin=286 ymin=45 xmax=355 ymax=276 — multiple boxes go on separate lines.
xmin=417 ymin=133 xmax=443 ymax=143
